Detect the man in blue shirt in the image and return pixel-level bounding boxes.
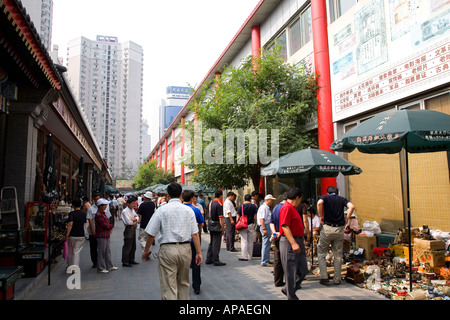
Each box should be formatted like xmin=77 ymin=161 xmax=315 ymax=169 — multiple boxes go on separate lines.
xmin=270 ymin=193 xmax=287 ymax=287
xmin=182 ymin=190 xmax=205 ymax=295
xmin=197 ymin=194 xmax=208 ymax=233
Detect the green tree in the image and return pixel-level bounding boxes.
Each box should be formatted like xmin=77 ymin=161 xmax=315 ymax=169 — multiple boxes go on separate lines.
xmin=185 ymin=46 xmax=318 ymax=190
xmin=132 ymin=159 xmax=175 ymax=190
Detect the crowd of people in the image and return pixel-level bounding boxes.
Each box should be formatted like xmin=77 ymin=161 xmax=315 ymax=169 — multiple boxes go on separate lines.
xmin=64 ymin=182 xmax=355 ymax=301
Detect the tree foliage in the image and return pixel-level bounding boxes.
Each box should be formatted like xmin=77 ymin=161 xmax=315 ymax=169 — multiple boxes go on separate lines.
xmin=184 ymin=46 xmax=318 ymax=190
xmin=132 ymin=159 xmax=175 ymax=190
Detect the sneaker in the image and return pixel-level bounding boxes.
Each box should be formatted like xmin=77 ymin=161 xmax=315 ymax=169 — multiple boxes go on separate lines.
xmin=261 ymin=264 xmax=273 ymax=267
xmin=319 ymin=279 xmax=330 ymax=286
xmin=109 ymin=267 xmax=118 ymax=271
xmin=98 ymin=269 xmax=109 ymax=274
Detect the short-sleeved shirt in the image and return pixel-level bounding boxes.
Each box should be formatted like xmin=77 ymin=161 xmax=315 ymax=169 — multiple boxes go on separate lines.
xmin=223 ymin=199 xmax=236 ymax=218
xmin=237 ymin=203 xmax=257 ymax=225
xmin=68 ymin=210 xmax=87 ymax=237
xmin=257 ymin=202 xmax=271 ymax=226
xmin=184 ymin=203 xmax=205 ymax=243
xmin=279 ymin=201 xmax=304 ymax=237
xmin=319 ymin=194 xmax=349 ymax=226
xmin=197 ymin=198 xmax=206 ymax=210
xmin=137 ymin=200 xmax=156 ymax=229
xmin=209 ymin=200 xmax=223 ymax=222
xmin=145 ymin=198 xmax=199 ymax=244
xmin=270 ymin=201 xmax=285 ymax=233
xmin=184 ymin=203 xmax=205 ymax=225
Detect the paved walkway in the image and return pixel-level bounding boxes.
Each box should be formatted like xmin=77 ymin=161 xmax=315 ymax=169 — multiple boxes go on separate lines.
xmin=15 ymin=221 xmax=387 ymax=301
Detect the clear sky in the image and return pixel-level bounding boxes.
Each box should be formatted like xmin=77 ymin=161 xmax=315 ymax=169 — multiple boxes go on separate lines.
xmin=51 ymin=0 xmax=261 ymax=148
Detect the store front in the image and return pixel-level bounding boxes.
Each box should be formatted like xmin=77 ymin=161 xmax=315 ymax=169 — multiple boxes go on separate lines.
xmin=0 ymin=0 xmax=108 ymax=290
xmin=337 ymin=91 xmax=450 ymax=233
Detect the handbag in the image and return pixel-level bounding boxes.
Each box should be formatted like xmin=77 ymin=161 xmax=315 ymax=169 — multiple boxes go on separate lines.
xmin=63 ymin=241 xmax=68 ymax=260
xmin=208 ymin=219 xmax=223 ymax=232
xmin=235 ymin=205 xmax=248 ymax=230
xmin=207 ymin=201 xmax=223 ymax=232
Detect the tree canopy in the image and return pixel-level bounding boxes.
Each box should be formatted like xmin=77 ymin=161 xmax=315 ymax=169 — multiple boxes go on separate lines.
xmin=184 ymin=47 xmax=318 ymax=190
xmin=132 ymin=159 xmax=175 ymax=190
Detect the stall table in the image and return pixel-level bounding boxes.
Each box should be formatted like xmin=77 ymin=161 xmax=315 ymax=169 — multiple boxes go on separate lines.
xmin=0 ymin=266 xmax=24 ymax=300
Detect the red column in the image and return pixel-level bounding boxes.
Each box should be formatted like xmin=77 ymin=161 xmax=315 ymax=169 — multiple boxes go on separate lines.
xmin=164 ymin=137 xmax=168 ymax=171
xmin=159 ymin=144 xmax=162 ymax=169
xmin=180 ymin=117 xmax=185 ymax=184
xmin=171 ymin=129 xmax=175 ymax=172
xmin=311 ymin=0 xmax=336 ymax=195
xmin=251 ymin=25 xmax=265 ymax=195
xmin=251 ymin=25 xmax=261 ymax=71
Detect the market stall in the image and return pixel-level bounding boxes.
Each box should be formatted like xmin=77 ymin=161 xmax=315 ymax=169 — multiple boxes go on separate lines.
xmin=332 ymin=222 xmax=450 ymax=300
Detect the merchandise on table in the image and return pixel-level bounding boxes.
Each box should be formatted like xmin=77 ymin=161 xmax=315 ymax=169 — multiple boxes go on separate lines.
xmin=341 ymin=223 xmax=450 ymax=300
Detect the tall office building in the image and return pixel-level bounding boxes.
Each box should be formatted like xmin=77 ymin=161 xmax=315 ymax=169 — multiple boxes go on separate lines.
xmin=66 ymin=35 xmax=144 ymax=178
xmin=21 ymin=0 xmax=53 ymax=51
xmin=159 ymin=86 xmax=192 ymax=138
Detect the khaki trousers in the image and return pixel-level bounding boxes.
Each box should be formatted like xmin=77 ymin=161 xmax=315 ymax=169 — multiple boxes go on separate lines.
xmin=318 ymin=224 xmax=344 ymax=282
xmin=158 ymin=242 xmax=192 ymax=300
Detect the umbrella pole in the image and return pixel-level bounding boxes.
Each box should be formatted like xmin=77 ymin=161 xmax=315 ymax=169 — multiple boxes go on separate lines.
xmin=404 ymin=145 xmax=413 ymax=292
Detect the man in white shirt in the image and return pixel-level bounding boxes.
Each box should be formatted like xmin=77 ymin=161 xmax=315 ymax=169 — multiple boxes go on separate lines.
xmin=142 ymin=182 xmax=202 ymax=300
xmin=223 ymin=191 xmax=237 ymax=252
xmin=257 ymin=194 xmax=276 ymax=266
xmin=121 ymin=198 xmax=139 ymax=267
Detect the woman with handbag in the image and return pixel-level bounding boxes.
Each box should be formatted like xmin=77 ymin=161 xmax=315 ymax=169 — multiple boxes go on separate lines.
xmin=236 ymin=194 xmax=257 ymax=261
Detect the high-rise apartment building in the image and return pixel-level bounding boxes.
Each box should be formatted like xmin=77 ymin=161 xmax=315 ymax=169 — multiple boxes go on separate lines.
xmin=66 ymin=35 xmax=144 ymax=178
xmin=141 ymin=119 xmax=151 ymax=162
xmin=21 ymin=0 xmax=53 ymax=51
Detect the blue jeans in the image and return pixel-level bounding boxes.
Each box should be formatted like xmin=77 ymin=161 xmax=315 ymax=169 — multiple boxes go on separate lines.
xmin=260 ymin=224 xmax=272 ymax=265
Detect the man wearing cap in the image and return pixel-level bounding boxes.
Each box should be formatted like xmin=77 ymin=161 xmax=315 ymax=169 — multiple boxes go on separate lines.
xmin=257 ymin=194 xmax=276 ymax=267
xmin=137 ymin=191 xmax=156 ymax=252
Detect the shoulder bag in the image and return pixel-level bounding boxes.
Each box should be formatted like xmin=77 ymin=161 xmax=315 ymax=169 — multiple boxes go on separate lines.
xmin=208 ymin=201 xmax=223 ymax=232
xmin=236 ymin=205 xmax=248 ymax=230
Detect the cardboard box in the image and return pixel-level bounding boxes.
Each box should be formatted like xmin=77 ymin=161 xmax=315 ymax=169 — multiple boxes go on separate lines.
xmin=413 ymin=248 xmax=445 ymax=267
xmin=413 ymin=238 xmax=445 ymax=251
xmin=356 ymin=235 xmax=377 ymax=260
xmin=389 ymin=244 xmax=410 ymax=261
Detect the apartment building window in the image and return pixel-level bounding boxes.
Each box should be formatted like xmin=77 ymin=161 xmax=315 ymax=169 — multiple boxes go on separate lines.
xmin=328 ymin=0 xmax=358 ymax=22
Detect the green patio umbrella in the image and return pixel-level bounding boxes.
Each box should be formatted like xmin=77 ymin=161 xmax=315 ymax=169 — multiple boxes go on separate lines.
xmin=105 ymin=184 xmax=119 ymax=195
xmin=153 ymin=184 xmax=170 ymax=194
xmin=261 ymin=147 xmax=362 ymax=178
xmin=148 ymin=184 xmax=164 ymax=192
xmin=261 ymin=147 xmax=362 ymax=268
xmin=330 ymin=109 xmax=450 ymax=291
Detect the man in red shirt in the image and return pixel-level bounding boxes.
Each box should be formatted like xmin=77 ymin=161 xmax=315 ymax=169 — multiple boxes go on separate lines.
xmin=279 ymin=187 xmax=308 ymax=300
